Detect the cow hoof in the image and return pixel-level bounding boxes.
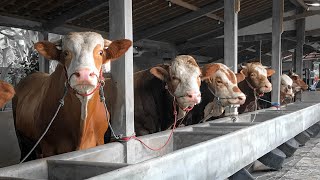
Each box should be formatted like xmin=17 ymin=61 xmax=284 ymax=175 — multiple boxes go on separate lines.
xmin=278 ymin=138 xmax=300 ymax=157
xmin=258 ymin=148 xmax=286 ymax=170
xmin=294 ymin=131 xmax=310 ymax=146
xmin=229 ymin=168 xmax=254 ymax=180
xmin=306 ymin=123 xmax=320 ymax=138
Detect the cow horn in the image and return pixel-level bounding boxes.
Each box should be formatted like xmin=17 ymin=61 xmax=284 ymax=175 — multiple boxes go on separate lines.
xmin=53 ymin=39 xmax=62 ymax=47
xmin=262 ymin=65 xmax=271 ymax=69
xmin=240 ymin=63 xmax=247 ymax=69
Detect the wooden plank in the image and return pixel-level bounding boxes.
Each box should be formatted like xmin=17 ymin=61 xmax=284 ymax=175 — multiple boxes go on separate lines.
xmin=284 ymin=10 xmax=320 ymax=21
xmin=271 ymin=0 xmax=284 ymax=105
xmin=134 ymin=0 xmax=224 ymax=41
xmin=44 ymin=0 xmax=108 ymax=30
xmin=168 ymin=0 xmax=224 ymax=22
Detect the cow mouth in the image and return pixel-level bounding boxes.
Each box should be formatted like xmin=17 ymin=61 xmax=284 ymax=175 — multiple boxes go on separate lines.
xmin=183 ymin=105 xmax=194 ymax=111
xmin=73 ymin=84 xmax=96 ymax=94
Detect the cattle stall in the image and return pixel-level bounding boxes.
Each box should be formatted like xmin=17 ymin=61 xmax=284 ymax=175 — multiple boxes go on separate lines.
xmin=0 ymin=0 xmax=320 ymax=179
xmin=0 ymin=91 xmax=319 ymax=179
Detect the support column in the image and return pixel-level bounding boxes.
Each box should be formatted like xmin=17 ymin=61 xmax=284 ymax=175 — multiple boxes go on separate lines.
xmin=38 ymin=31 xmax=49 ymax=73
xmin=224 ymin=0 xmax=239 ymax=117
xmin=271 ymin=0 xmax=284 ymax=105
xmin=256 ymin=40 xmax=262 ymax=62
xmin=109 ymin=0 xmax=134 ymax=163
xmin=294 ymin=7 xmax=305 ymax=76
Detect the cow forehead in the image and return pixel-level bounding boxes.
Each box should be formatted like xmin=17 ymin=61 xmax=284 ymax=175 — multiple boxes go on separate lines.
xmin=214 ymin=64 xmax=237 ymax=85
xmin=281 ymin=74 xmax=293 ymax=85
xmin=63 ymin=32 xmax=104 ymax=53
xmin=170 ymin=55 xmax=201 ymax=77
xmin=253 ymin=65 xmax=267 ymax=76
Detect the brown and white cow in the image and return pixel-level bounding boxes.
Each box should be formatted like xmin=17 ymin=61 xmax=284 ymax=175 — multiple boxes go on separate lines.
xmin=0 ymin=80 xmax=14 ymax=108
xmin=185 ymin=63 xmax=246 ymax=124
xmin=288 ymin=71 xmax=308 ymax=93
xmin=280 ymin=74 xmax=294 ymax=104
xmin=13 ymin=32 xmax=131 ymax=159
xmin=238 ymin=62 xmax=275 ymax=113
xmin=116 ymin=55 xmax=203 ymax=136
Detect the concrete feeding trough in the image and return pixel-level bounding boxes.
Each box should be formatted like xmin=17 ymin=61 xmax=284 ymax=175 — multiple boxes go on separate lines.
xmin=0 ymin=93 xmax=319 ymax=179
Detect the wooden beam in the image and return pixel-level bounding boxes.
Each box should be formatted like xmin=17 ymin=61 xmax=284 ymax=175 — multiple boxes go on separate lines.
xmin=168 ymin=0 xmax=224 ymax=22
xmin=271 ymin=0 xmax=284 ymax=105
xmin=289 ymin=0 xmax=309 ymax=10
xmin=284 ymin=10 xmax=320 ymax=21
xmin=134 ymin=0 xmax=224 ymax=41
xmin=44 ymin=0 xmax=108 ymax=30
xmin=0 ymin=15 xmax=107 ymax=36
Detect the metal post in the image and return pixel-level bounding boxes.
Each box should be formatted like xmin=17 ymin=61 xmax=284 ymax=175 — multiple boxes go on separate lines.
xmin=38 ymin=31 xmax=49 ymax=73
xmin=271 ymin=0 xmax=284 ymax=105
xmin=224 ymin=0 xmax=239 ymax=117
xmin=109 ymin=0 xmax=134 ymax=163
xmin=295 ymin=7 xmax=305 ymax=76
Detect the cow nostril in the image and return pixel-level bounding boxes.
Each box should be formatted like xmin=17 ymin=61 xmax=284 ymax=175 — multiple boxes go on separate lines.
xmin=238 ymin=97 xmax=244 ymax=101
xmin=89 ymin=72 xmax=95 ymax=77
xmin=187 ymin=94 xmax=193 ymax=98
xmin=74 ymin=72 xmax=80 ymax=77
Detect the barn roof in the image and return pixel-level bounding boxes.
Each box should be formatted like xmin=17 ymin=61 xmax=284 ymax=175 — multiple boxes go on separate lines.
xmin=0 ymin=0 xmax=319 ymax=64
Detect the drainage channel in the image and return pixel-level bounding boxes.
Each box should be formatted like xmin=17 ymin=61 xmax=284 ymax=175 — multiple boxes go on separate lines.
xmin=0 ymin=101 xmax=319 ymax=180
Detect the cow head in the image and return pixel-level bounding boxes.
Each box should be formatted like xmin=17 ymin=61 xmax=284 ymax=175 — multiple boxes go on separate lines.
xmin=201 ymin=63 xmax=246 ymax=107
xmin=35 ymin=32 xmax=132 ymax=97
xmin=280 ymin=74 xmax=294 ymax=99
xmin=288 ymin=71 xmax=308 ymax=92
xmin=150 ymin=55 xmax=201 ymax=112
xmin=240 ymin=62 xmax=275 ymax=95
xmin=0 ymin=80 xmax=15 ymax=108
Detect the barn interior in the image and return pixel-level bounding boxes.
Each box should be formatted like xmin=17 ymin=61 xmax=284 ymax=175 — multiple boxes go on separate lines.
xmin=0 ymin=0 xmax=320 ymax=179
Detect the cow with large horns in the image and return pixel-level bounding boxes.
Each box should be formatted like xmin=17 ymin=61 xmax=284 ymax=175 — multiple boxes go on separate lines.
xmin=0 ymin=80 xmax=14 ymax=108
xmin=13 ymin=32 xmax=132 ymax=159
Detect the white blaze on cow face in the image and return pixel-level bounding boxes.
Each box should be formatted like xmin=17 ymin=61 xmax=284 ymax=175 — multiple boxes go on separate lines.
xmin=281 ymin=74 xmax=294 ymax=98
xmin=202 ymin=63 xmax=246 ymax=107
xmin=150 ymin=55 xmax=201 ymax=111
xmin=240 ymin=62 xmax=275 ymax=94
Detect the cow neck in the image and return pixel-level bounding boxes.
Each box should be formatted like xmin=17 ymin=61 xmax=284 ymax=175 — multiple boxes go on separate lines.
xmin=48 ymin=64 xmax=107 ymax=149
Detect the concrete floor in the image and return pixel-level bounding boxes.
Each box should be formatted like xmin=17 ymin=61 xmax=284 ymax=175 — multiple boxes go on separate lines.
xmin=252 ymin=132 xmax=320 ymax=180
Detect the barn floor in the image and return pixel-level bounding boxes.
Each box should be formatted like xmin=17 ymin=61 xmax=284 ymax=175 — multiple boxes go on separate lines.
xmin=252 ymin=132 xmax=320 ymax=179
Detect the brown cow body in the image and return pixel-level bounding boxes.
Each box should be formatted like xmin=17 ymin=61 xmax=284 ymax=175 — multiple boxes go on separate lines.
xmin=13 ymin=32 xmax=131 ymax=160
xmin=0 ymin=80 xmax=14 ymax=108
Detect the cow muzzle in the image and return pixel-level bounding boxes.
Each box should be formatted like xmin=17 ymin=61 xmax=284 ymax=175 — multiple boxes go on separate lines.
xmin=177 ymin=91 xmax=201 ymax=111
xmin=68 ymin=68 xmax=101 ymax=96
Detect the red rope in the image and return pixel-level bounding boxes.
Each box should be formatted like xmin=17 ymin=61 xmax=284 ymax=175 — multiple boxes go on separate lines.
xmin=118 ymin=98 xmax=179 ymax=151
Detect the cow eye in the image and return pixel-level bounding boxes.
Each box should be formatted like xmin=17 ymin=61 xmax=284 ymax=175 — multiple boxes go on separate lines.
xmin=172 ymin=76 xmax=179 ymax=81
xmin=216 ymin=80 xmax=222 ymax=84
xmin=64 ymin=51 xmax=69 ymax=57
xmin=99 ymin=50 xmax=103 ymax=56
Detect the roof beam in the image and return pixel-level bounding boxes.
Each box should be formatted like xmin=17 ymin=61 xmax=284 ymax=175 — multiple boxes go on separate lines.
xmin=284 ymin=10 xmax=320 ymax=21
xmin=44 ymin=0 xmax=108 ymax=30
xmin=0 ymin=15 xmax=107 ymax=36
xmin=289 ymin=0 xmax=309 ymax=10
xmin=168 ymin=0 xmax=224 ymax=22
xmin=134 ymin=0 xmax=224 ymax=41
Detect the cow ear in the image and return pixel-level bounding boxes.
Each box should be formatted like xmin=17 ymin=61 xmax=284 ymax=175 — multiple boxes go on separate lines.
xmin=267 ymin=69 xmax=275 ymax=77
xmin=201 ymin=64 xmax=220 ymax=81
xmin=0 ymin=80 xmax=15 ymax=108
xmin=150 ymin=66 xmax=169 ymax=81
xmin=236 ymin=72 xmax=245 ymax=83
xmin=103 ymin=39 xmax=132 ymax=63
xmin=34 ymin=41 xmax=61 ymax=61
xmin=240 ymin=68 xmax=248 ymax=77
xmin=291 ymin=75 xmax=298 ymax=80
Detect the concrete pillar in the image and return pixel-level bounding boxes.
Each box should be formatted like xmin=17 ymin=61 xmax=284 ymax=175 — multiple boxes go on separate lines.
xmin=109 ymin=0 xmax=134 ymax=163
xmin=271 ymin=0 xmax=284 ymax=105
xmin=294 ymin=7 xmax=305 ymax=76
xmin=38 ymin=31 xmax=49 ymax=73
xmin=224 ymin=0 xmax=239 ymax=116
